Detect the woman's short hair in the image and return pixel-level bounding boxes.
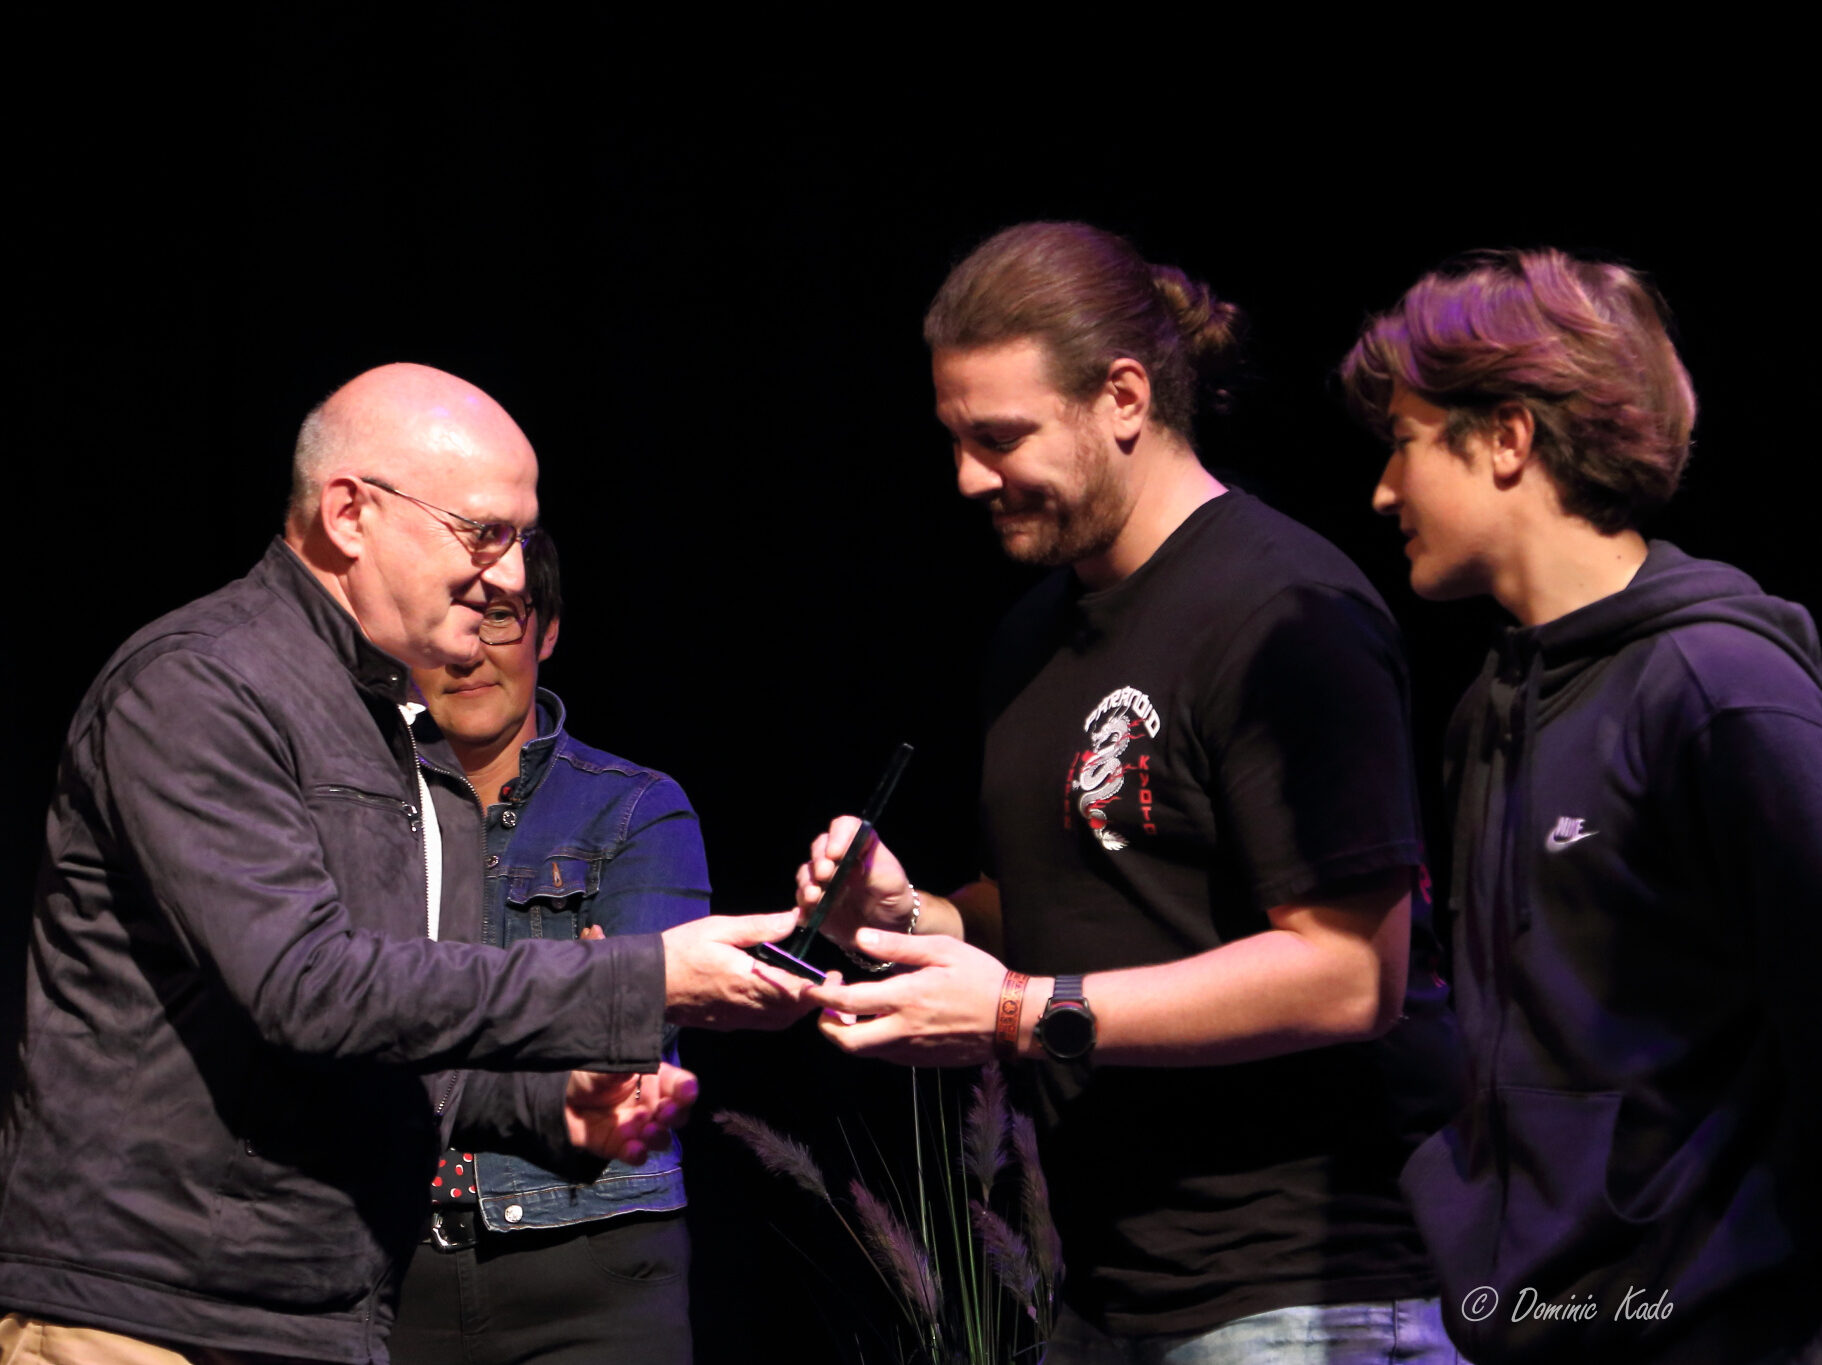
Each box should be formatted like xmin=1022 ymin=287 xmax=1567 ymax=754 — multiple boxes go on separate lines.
xmin=523 ymin=527 xmax=562 ymax=633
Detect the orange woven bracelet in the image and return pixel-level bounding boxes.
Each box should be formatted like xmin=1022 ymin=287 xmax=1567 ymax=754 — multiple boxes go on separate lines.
xmin=995 ymin=971 xmax=1029 ymax=1061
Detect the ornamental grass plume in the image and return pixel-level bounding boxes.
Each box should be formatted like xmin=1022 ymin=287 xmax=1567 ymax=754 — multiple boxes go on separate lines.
xmin=717 ymin=1107 xmax=932 ymax=1349
xmin=969 ymin=1199 xmax=1037 ymax=1315
xmin=1011 ymin=1110 xmax=1062 ymax=1334
xmin=717 ymin=1070 xmax=1061 ymax=1365
xmin=713 ymin=1111 xmax=830 ymax=1204
xmin=963 ymin=1062 xmax=1009 ymax=1201
xmin=851 ymin=1177 xmax=942 ymax=1330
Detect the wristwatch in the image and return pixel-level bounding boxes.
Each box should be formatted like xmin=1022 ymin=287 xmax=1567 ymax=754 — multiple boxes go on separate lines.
xmin=1035 ymin=975 xmax=1096 ymax=1061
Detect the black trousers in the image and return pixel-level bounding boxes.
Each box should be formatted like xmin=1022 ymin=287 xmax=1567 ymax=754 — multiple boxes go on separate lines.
xmin=388 ymin=1210 xmax=691 ymax=1365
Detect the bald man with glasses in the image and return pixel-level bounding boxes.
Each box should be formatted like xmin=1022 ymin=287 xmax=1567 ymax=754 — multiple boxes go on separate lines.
xmin=0 ymin=364 xmax=814 ymax=1364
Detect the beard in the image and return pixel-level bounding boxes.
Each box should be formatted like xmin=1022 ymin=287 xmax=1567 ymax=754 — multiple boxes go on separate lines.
xmin=990 ymin=427 xmax=1132 ymax=569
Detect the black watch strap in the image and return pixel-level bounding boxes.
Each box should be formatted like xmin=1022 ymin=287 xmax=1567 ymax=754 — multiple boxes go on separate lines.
xmin=1035 ymin=974 xmax=1096 ymax=1061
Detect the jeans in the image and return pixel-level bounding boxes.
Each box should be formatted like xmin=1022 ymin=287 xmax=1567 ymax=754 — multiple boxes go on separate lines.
xmin=1048 ymin=1298 xmax=1462 ymax=1365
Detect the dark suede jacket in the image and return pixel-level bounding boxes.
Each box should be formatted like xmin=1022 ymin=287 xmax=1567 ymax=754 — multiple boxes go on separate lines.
xmin=0 ymin=539 xmax=666 ymax=1363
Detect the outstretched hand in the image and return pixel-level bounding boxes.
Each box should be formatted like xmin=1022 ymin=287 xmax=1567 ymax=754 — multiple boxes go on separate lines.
xmin=660 ymin=912 xmax=825 ymax=1030
xmin=564 ymin=1059 xmax=699 ymax=1164
xmin=795 ymin=816 xmax=917 ymax=948
xmin=806 ymin=927 xmax=1009 ymax=1067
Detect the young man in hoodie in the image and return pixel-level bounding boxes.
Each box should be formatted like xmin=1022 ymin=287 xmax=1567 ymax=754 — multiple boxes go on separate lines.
xmin=1344 ymin=250 xmax=1822 ymax=1365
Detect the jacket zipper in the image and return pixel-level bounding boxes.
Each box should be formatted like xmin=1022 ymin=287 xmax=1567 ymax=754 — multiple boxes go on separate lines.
xmin=415 ymin=749 xmax=490 ymax=945
xmin=410 ymin=732 xmax=487 ymax=1123
xmin=314 ymin=783 xmax=419 ymax=819
xmin=401 ymin=725 xmax=434 ymax=941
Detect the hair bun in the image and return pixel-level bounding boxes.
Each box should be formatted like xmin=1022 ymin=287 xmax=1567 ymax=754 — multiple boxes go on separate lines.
xmin=1151 ymin=266 xmax=1245 ymax=374
xmin=924 ymin=221 xmax=1241 ymax=438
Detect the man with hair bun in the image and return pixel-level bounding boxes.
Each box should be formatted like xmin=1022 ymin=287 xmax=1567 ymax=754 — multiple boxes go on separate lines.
xmin=1345 ymin=249 xmax=1822 ymax=1364
xmin=801 ymin=223 xmax=1463 ymax=1362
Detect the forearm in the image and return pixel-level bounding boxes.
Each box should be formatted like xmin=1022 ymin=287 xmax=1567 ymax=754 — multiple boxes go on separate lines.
xmin=105 ymin=652 xmax=671 ymax=1071
xmin=1007 ymin=901 xmax=1407 ymax=1066
xmin=261 ymin=932 xmax=669 ymax=1071
xmin=947 ymin=878 xmax=1002 ymax=956
xmin=893 ymin=887 xmax=967 ymax=942
xmin=828 ymin=874 xmax=993 ymax=948
xmin=815 ymin=873 xmax=1411 ymax=1069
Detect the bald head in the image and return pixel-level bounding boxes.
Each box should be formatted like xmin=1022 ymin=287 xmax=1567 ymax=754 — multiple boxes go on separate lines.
xmin=285 ymin=363 xmax=542 ymax=669
xmin=288 ymin=364 xmax=533 ymax=533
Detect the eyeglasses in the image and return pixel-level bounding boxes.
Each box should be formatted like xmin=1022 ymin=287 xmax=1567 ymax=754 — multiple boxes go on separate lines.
xmin=478 ymin=600 xmax=532 ymax=646
xmin=360 ymin=476 xmax=537 ymax=566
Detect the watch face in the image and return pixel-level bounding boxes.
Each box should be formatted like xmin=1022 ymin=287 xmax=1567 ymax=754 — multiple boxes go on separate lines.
xmin=1038 ymin=1002 xmax=1095 ymax=1060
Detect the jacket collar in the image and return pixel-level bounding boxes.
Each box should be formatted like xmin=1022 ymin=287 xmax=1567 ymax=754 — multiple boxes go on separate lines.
xmin=254 ymin=537 xmax=414 ymax=706
xmin=504 ymin=688 xmax=569 ymax=804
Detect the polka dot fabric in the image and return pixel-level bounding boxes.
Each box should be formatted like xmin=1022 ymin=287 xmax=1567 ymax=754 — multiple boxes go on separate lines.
xmin=429 ymin=1148 xmax=478 ymax=1204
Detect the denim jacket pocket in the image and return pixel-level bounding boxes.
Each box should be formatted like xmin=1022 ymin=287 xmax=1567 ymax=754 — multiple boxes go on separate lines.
xmin=502 ymin=854 xmax=602 ymax=944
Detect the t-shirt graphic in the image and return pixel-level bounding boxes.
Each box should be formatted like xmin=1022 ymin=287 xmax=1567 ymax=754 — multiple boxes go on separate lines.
xmin=1069 ymin=684 xmax=1162 ymax=852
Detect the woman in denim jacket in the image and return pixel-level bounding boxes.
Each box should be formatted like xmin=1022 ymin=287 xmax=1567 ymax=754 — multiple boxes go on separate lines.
xmin=392 ymin=532 xmax=707 ymax=1365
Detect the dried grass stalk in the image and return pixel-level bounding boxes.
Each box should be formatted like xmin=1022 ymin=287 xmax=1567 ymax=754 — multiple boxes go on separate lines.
xmin=1011 ymin=1111 xmax=1063 ymax=1289
xmin=964 ymin=1060 xmax=1009 ymax=1198
xmin=970 ymin=1199 xmax=1037 ymax=1311
xmin=715 ymin=1110 xmax=830 ymax=1203
xmin=850 ymin=1177 xmax=941 ymax=1328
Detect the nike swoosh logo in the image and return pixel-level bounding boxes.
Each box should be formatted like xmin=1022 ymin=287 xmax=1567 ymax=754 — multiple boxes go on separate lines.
xmin=1545 ymin=830 xmax=1597 ymax=852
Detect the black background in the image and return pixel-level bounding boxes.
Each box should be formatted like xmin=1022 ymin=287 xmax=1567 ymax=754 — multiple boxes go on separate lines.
xmin=13 ymin=18 xmax=1811 ymax=1362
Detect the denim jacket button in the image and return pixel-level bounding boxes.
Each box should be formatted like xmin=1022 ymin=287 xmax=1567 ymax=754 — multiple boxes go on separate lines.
xmin=501 ymin=810 xmax=518 ymax=828
xmin=504 ymin=1204 xmax=524 ymax=1223
xmin=486 ymin=855 xmax=500 ymax=868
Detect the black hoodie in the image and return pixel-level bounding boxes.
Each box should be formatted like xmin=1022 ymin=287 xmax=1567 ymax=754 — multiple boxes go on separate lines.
xmin=1402 ymin=543 xmax=1822 ymax=1365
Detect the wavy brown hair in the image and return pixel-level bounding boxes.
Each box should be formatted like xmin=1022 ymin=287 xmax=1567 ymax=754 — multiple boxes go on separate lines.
xmin=923 ymin=222 xmax=1243 ymax=443
xmin=1341 ymin=249 xmax=1695 ymax=533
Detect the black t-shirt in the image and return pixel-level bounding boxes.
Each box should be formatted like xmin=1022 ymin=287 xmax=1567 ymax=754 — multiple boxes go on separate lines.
xmin=980 ymin=491 xmax=1462 ymax=1336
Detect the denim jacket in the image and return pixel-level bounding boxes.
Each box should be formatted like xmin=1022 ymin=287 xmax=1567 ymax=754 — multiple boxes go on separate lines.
xmin=466 ymin=691 xmax=710 ymax=1232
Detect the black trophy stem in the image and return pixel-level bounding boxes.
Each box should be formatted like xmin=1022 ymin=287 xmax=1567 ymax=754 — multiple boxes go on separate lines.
xmin=786 ymin=743 xmax=914 ymax=957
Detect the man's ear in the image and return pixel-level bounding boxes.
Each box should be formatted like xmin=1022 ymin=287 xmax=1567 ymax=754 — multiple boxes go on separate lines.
xmin=1487 ymin=401 xmax=1536 ymax=482
xmin=318 ymin=475 xmax=370 ymax=561
xmin=1104 ymin=357 xmax=1152 ymax=445
xmin=537 ymin=614 xmax=561 ymax=663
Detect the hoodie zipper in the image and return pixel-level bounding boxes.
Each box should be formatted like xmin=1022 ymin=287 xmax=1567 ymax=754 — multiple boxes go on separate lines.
xmin=1484 ymin=646 xmax=1539 ymax=1202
